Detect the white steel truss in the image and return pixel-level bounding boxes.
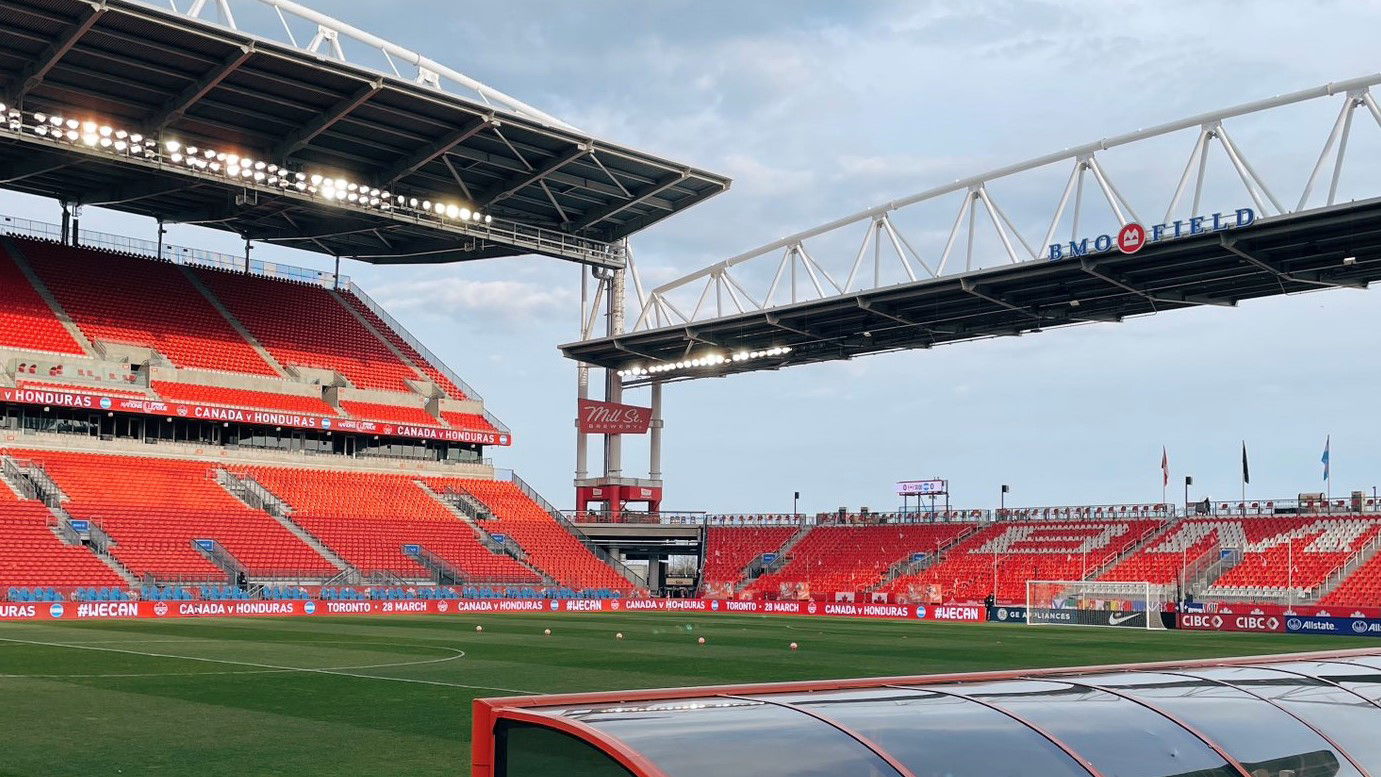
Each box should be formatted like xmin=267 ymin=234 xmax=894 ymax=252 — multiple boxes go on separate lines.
xmin=145 ymin=0 xmax=576 ymax=129
xmin=629 ymin=73 xmax=1381 ymax=333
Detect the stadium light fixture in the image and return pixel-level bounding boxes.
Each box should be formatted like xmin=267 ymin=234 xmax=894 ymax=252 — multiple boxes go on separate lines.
xmin=5 ymin=105 xmax=500 ymax=233
xmin=616 ymin=346 xmax=792 ymax=378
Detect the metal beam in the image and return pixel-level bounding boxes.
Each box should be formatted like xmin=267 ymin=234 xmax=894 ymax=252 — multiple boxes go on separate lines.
xmin=609 ymin=338 xmax=664 ymax=361
xmin=476 ymin=145 xmax=589 ymax=208
xmin=148 ymin=44 xmax=254 ymax=130
xmin=79 ymin=178 xmax=196 ymax=206
xmin=272 ymin=79 xmax=383 ymax=159
xmin=6 ymin=2 xmax=107 ymax=104
xmin=763 ymin=313 xmax=835 ymax=341
xmin=959 ymin=279 xmax=1044 ymax=320
xmin=372 ymin=115 xmax=491 ymax=188
xmin=683 ymin=328 xmax=723 ymax=347
xmin=1078 ymin=259 xmax=1236 ymax=307
xmin=568 ymin=172 xmax=686 ymax=231
xmin=1221 ymin=237 xmax=1365 ymax=289
xmin=855 ymin=297 xmax=917 ymax=326
xmin=0 ymin=152 xmax=73 ymax=183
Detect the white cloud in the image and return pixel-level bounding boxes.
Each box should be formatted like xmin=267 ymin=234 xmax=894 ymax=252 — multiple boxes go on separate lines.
xmin=369 ymin=276 xmax=575 ymax=326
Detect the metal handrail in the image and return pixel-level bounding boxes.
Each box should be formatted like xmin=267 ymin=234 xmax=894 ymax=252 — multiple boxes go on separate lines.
xmin=1 ymin=214 xmax=348 ymax=288
xmin=496 ymin=469 xmax=644 ymax=586
xmin=343 ymin=283 xmax=509 ymax=439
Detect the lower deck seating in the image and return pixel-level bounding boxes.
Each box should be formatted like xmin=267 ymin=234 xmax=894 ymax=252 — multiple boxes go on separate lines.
xmin=6 ymin=450 xmax=337 ymax=581
xmin=702 ymin=527 xmax=798 ymax=590
xmin=243 ymin=467 xmax=538 ymax=583
xmin=0 ymin=498 xmax=125 ymax=589
xmin=444 ymin=479 xmax=632 ymax=591
xmin=1205 ymin=517 xmax=1381 ymax=594
xmin=1321 ymin=551 xmax=1381 ymax=607
xmin=747 ymin=524 xmax=974 ymax=598
xmin=882 ymin=520 xmax=1161 ymax=604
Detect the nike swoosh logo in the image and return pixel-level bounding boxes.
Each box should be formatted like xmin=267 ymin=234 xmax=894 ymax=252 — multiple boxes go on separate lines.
xmin=1108 ymin=613 xmax=1140 ymax=625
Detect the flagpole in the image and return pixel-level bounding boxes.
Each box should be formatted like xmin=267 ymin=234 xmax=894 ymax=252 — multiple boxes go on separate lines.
xmin=1320 ymin=436 xmax=1331 ymax=507
xmin=1241 ymin=441 xmax=1247 ymax=518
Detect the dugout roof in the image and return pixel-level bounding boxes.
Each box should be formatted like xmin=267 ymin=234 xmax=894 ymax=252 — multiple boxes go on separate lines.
xmin=0 ymin=0 xmax=730 ymax=267
xmin=474 ymin=648 xmax=1381 ymax=777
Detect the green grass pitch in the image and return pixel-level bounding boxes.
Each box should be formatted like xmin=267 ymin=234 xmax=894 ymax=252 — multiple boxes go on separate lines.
xmin=0 ymin=613 xmax=1370 ymax=776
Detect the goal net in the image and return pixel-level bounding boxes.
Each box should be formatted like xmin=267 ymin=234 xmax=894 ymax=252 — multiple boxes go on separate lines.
xmin=1025 ymin=580 xmax=1167 ymax=629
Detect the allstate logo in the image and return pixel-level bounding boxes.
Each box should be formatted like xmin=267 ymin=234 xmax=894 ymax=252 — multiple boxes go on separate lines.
xmin=303 ymin=601 xmax=316 ymax=615
xmin=711 ymin=599 xmax=720 ymax=611
xmin=99 ymin=397 xmax=112 ymax=410
xmin=549 ymin=600 xmax=560 ymax=611
xmin=916 ymin=606 xmax=927 ymax=619
xmin=1287 ymin=617 xmax=1303 ymax=631
xmin=49 ymin=603 xmax=64 ymax=618
xmin=154 ymin=602 xmax=168 ymax=617
xmin=807 ymin=602 xmax=817 ymax=614
xmin=1354 ymin=620 xmax=1370 ymax=634
xmin=438 ymin=601 xmax=449 ymax=613
xmin=997 ymin=608 xmax=1008 ymax=621
xmin=321 ymin=418 xmax=331 ymax=429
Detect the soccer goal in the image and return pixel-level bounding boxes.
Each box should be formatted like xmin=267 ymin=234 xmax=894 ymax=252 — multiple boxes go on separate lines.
xmin=1025 ymin=580 xmax=1168 ymax=629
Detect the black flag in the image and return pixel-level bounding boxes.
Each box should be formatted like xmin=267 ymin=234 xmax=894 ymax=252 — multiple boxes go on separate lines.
xmin=1241 ymin=442 xmax=1250 ymax=485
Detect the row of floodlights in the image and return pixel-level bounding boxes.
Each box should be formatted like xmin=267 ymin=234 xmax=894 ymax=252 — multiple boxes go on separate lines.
xmin=3 ymin=105 xmax=492 ymax=226
xmin=616 ymin=346 xmax=792 ymax=378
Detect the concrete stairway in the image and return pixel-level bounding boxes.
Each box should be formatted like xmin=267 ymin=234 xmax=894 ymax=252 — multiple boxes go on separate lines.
xmin=214 ymin=469 xmax=352 ymax=576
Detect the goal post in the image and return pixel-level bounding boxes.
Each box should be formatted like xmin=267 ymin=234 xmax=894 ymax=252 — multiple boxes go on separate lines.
xmin=1025 ymin=580 xmax=1168 ymax=630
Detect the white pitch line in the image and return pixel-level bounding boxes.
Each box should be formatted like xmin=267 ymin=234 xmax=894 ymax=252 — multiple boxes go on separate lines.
xmin=0 ymin=636 xmax=537 ymax=694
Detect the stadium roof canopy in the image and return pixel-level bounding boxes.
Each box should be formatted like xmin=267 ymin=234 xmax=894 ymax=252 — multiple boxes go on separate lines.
xmin=0 ymin=0 xmax=729 ymax=268
xmin=562 ymin=199 xmax=1381 ymax=381
xmin=474 ymin=648 xmax=1381 ymax=777
xmin=562 ymin=72 xmax=1381 ymax=381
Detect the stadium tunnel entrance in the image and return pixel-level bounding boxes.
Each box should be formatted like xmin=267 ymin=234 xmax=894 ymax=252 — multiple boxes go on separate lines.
xmin=576 ymin=522 xmax=702 ymax=596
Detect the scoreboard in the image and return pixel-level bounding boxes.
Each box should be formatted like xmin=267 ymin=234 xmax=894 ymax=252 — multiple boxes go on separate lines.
xmin=896 ymin=479 xmax=947 ymax=496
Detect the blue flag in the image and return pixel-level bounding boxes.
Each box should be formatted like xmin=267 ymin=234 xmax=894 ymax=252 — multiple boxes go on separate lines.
xmin=1322 ymin=435 xmax=1330 ymax=481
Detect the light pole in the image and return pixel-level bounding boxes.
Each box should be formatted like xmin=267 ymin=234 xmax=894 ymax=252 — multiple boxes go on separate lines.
xmin=1000 ymin=484 xmax=1009 ymax=518
xmin=793 ymin=491 xmax=800 ymax=519
xmin=1184 ymin=475 xmax=1193 ymax=516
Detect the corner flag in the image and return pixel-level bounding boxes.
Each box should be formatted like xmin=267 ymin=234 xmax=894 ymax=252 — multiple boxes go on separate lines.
xmin=1322 ymin=435 xmax=1330 ymax=481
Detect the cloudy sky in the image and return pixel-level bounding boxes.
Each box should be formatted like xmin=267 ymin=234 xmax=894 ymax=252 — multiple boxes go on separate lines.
xmin=10 ymin=0 xmax=1381 ymax=513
